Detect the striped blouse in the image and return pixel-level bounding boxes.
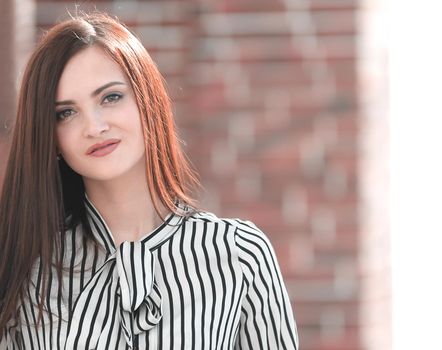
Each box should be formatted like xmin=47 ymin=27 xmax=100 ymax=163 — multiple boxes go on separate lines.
xmin=1 ymin=196 xmax=299 ymax=349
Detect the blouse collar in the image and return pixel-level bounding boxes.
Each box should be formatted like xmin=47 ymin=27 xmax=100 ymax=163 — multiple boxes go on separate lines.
xmin=84 ymin=193 xmax=186 ymax=254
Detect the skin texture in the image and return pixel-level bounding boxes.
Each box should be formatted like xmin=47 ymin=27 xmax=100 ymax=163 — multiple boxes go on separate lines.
xmin=55 ymin=46 xmax=164 ymax=246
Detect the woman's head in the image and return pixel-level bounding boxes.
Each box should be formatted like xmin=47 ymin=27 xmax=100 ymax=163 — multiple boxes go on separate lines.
xmin=55 ymin=46 xmax=147 ymax=188
xmin=15 ymin=12 xmax=198 ymax=217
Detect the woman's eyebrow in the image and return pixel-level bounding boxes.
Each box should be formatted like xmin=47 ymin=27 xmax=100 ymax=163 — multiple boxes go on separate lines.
xmin=55 ymin=81 xmax=125 ymax=106
xmin=91 ymin=81 xmax=125 ymax=97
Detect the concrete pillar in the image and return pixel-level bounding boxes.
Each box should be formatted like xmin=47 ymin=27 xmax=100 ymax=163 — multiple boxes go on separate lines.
xmin=358 ymin=0 xmax=391 ymax=349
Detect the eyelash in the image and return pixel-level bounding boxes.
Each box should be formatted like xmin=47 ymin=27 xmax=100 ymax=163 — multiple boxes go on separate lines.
xmin=102 ymin=93 xmax=123 ymax=104
xmin=55 ymin=93 xmax=123 ymax=121
xmin=55 ymin=108 xmax=75 ymax=121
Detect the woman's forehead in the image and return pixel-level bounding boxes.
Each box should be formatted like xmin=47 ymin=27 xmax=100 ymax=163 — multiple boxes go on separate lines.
xmin=56 ymin=46 xmax=127 ymax=100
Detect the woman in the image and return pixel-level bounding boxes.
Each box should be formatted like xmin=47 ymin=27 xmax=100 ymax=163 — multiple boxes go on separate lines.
xmin=0 ymin=12 xmax=298 ymax=349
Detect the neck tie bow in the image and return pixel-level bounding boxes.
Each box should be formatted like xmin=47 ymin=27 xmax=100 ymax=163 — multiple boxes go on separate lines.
xmin=65 ymin=241 xmax=163 ymax=349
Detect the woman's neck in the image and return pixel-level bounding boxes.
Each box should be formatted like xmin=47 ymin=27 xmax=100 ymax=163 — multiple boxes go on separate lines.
xmin=84 ymin=176 xmax=167 ymax=247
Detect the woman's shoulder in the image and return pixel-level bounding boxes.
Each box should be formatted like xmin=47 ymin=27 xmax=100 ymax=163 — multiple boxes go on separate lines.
xmin=184 ymin=209 xmax=271 ymax=247
xmin=185 ymin=208 xmax=258 ymax=229
xmin=184 ymin=209 xmax=282 ymax=282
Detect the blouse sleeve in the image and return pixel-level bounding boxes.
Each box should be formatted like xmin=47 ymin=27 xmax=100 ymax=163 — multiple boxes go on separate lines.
xmin=234 ymin=220 xmax=299 ymax=350
xmin=0 ymin=318 xmax=21 ymax=349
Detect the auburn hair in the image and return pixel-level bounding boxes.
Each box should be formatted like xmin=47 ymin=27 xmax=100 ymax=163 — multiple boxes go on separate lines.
xmin=0 ymin=12 xmax=199 ymax=334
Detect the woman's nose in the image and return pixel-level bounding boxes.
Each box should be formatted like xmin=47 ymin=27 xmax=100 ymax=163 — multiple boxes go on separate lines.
xmin=83 ymin=109 xmax=110 ymax=137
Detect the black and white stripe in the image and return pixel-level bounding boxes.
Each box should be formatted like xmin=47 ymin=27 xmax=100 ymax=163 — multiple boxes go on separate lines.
xmin=1 ymin=197 xmax=299 ymax=349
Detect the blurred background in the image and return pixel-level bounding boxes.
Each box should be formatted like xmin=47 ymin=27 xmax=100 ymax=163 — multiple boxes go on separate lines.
xmin=1 ymin=0 xmax=426 ymax=349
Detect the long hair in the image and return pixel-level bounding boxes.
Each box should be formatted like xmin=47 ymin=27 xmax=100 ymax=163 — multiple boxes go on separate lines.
xmin=0 ymin=12 xmax=199 ymax=334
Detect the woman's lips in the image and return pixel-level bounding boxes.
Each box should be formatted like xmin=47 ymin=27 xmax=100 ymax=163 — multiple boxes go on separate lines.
xmin=88 ymin=140 xmax=120 ymax=157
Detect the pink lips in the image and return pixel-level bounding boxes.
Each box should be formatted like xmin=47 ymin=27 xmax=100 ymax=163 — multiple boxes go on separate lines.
xmin=86 ymin=139 xmax=120 ymax=157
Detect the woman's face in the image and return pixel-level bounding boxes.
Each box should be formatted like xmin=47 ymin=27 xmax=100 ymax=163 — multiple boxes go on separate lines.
xmin=55 ymin=46 xmax=146 ymax=183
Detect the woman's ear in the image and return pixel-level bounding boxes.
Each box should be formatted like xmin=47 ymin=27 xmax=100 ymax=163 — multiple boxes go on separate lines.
xmin=55 ymin=145 xmax=62 ymax=159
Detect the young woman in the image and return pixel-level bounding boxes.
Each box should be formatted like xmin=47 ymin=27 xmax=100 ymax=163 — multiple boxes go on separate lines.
xmin=0 ymin=12 xmax=299 ymax=349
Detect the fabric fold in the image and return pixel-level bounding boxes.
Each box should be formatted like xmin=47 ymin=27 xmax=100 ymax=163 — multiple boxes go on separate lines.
xmin=65 ymin=241 xmax=163 ymax=349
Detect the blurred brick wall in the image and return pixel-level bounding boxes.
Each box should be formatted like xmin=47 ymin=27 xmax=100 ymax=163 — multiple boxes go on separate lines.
xmin=0 ymin=0 xmax=389 ymax=349
xmin=187 ymin=2 xmax=361 ymax=350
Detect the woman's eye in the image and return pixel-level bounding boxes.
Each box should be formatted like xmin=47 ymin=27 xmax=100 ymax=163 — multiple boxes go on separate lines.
xmin=55 ymin=109 xmax=76 ymax=121
xmin=102 ymin=93 xmax=122 ymax=104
